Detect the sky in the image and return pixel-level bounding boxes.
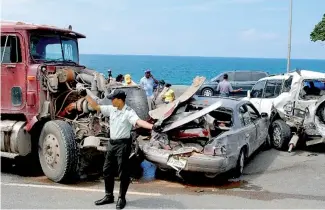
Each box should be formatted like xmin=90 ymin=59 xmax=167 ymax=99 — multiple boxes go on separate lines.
xmin=1 ymin=0 xmax=324 ymax=59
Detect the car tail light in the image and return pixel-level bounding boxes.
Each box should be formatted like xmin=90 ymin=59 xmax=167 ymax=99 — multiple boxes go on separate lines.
xmin=204 ymin=144 xmax=227 ymax=156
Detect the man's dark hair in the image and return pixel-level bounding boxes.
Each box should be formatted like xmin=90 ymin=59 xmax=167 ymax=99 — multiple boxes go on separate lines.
xmin=165 ymin=83 xmax=172 ymax=88
xmin=107 ymin=89 xmax=127 ymax=102
xmin=223 ymin=74 xmax=228 ymax=80
xmin=116 ymin=74 xmax=124 ymax=82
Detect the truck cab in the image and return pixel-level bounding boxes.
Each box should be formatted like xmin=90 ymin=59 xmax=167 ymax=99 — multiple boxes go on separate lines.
xmin=1 ymin=21 xmax=85 ymax=121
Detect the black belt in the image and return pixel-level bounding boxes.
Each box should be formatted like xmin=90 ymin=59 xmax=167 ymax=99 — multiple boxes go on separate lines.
xmin=109 ymin=137 xmax=131 ymax=145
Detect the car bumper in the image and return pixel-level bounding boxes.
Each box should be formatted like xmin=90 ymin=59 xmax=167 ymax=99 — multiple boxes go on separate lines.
xmin=142 ymin=144 xmax=228 ymax=174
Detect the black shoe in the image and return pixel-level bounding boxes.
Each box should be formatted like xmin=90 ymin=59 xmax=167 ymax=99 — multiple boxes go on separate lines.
xmin=116 ymin=197 xmax=126 ymax=209
xmin=94 ymin=195 xmax=114 ymax=205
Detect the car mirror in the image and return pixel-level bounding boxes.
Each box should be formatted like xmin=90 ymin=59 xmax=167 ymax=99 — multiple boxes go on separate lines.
xmin=247 ymin=90 xmax=251 ymax=98
xmin=261 ymin=112 xmax=268 ymax=118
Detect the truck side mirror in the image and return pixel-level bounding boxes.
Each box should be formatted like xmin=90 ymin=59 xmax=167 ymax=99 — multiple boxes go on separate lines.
xmin=247 ymin=90 xmax=251 ymax=98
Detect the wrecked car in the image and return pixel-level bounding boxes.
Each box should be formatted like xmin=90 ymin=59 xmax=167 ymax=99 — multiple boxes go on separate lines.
xmin=142 ymin=96 xmax=270 ymax=178
xmin=245 ymin=69 xmax=325 ymax=151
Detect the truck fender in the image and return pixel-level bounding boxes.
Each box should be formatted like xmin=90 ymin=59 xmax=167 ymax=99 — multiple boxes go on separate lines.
xmin=24 ymin=116 xmax=38 ymax=132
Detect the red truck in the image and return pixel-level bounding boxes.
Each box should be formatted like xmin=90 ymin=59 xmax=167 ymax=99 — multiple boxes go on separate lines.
xmin=0 ymin=21 xmax=149 ymax=183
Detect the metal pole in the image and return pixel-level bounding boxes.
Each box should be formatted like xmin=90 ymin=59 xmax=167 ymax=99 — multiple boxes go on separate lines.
xmin=286 ymin=0 xmax=293 ymax=73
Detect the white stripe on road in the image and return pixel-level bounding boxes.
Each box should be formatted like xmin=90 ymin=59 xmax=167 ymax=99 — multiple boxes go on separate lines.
xmin=1 ymin=182 xmax=161 ymax=196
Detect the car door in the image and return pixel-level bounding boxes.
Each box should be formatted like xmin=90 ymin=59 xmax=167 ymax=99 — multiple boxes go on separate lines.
xmin=246 ymin=103 xmax=268 ymax=148
xmin=248 ymin=80 xmax=266 ymax=113
xmin=238 ymin=104 xmax=257 ymax=157
xmin=0 ymin=33 xmax=26 ymax=112
xmin=259 ymin=79 xmax=283 ymax=116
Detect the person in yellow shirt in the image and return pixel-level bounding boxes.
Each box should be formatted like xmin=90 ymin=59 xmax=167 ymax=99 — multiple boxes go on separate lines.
xmin=124 ymin=74 xmax=137 ymax=86
xmin=161 ymin=83 xmax=175 ymax=104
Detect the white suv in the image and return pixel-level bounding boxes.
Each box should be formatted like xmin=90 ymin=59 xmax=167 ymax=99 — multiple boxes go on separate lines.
xmin=244 ymin=70 xmax=325 ymax=151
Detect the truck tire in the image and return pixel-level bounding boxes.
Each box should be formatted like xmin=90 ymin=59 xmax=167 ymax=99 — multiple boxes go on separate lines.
xmin=271 ymin=120 xmax=291 ymax=150
xmin=38 ymin=120 xmax=79 ymax=183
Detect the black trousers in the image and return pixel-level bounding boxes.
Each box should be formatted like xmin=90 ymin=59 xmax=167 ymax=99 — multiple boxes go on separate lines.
xmin=103 ymin=138 xmax=131 ymax=199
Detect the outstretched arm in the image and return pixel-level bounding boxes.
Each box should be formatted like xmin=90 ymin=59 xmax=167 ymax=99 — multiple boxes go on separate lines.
xmin=136 ymin=119 xmax=153 ymax=130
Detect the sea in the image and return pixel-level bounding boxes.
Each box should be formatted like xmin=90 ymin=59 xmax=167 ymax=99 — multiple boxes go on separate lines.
xmin=79 ymin=54 xmax=325 ymax=85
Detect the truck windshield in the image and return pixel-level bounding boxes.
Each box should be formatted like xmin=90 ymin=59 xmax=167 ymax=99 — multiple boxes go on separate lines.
xmin=30 ymin=34 xmax=79 ymax=64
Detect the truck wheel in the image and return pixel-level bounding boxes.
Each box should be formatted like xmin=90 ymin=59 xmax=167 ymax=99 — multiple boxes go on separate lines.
xmin=38 ymin=120 xmax=79 ymax=183
xmin=271 ymin=120 xmax=291 ymax=150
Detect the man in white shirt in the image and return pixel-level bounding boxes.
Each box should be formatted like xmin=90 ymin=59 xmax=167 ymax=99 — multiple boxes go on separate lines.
xmin=85 ymin=90 xmax=161 ymax=209
xmin=216 ymin=74 xmax=242 ymax=97
xmin=139 ymin=69 xmax=158 ymax=110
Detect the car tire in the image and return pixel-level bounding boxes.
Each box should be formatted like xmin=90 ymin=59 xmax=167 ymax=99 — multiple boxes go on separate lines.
xmin=201 ymin=88 xmax=214 ymax=96
xmin=232 ymin=148 xmax=246 ymax=178
xmin=38 ymin=120 xmax=79 ymax=183
xmin=271 ymin=120 xmax=292 ymax=150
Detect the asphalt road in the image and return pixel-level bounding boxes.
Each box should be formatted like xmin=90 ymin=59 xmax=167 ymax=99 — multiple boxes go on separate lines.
xmin=2 ymin=146 xmax=325 ymax=209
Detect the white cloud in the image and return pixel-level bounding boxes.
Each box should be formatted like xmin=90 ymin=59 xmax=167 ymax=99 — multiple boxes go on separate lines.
xmin=239 ymin=28 xmax=279 ymax=41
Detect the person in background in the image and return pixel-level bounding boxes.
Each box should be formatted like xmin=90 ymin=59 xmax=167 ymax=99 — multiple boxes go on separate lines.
xmin=115 ymin=74 xmax=124 ymax=84
xmin=216 ymin=73 xmax=242 ymax=97
xmin=139 ymin=69 xmax=158 ymax=110
xmin=161 ymin=83 xmax=175 ymax=104
xmin=124 ymin=74 xmax=137 ymax=86
xmin=85 ymin=90 xmax=161 ymax=209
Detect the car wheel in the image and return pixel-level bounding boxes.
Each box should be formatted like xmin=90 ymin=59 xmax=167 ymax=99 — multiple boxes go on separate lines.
xmin=201 ymin=88 xmax=213 ymax=96
xmin=271 ymin=120 xmax=292 ymax=150
xmin=233 ymin=148 xmax=245 ymax=178
xmin=38 ymin=120 xmax=79 ymax=183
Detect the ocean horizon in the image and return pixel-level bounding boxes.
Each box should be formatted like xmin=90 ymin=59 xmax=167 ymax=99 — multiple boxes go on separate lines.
xmin=79 ymin=54 xmax=325 ymax=85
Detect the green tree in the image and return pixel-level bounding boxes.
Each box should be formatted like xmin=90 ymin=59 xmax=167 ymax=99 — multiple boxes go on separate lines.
xmin=310 ymin=14 xmax=325 ymax=42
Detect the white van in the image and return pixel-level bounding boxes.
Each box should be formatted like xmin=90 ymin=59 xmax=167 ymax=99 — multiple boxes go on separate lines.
xmin=244 ymin=70 xmax=325 ymax=150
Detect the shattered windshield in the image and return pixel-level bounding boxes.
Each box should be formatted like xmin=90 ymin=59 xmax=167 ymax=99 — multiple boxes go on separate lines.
xmin=300 ymin=79 xmax=325 ymax=100
xmin=30 ymin=34 xmax=79 ymax=64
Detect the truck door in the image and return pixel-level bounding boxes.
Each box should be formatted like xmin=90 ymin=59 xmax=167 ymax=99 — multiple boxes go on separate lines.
xmin=1 ymin=33 xmax=26 ymax=112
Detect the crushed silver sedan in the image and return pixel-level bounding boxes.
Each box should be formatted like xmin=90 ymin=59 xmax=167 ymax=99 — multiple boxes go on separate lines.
xmin=142 ymin=96 xmax=270 ymax=178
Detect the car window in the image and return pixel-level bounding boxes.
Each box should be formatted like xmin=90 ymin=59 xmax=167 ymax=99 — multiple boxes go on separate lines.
xmin=250 ymin=80 xmax=266 ymax=98
xmin=246 ymin=103 xmax=260 ymax=121
xmin=252 ymin=72 xmax=268 ymax=81
xmin=210 ymin=73 xmax=223 ymax=82
xmin=235 ymin=72 xmax=251 ymax=81
xmin=300 ymin=79 xmax=325 ymax=100
xmin=239 ymin=105 xmax=253 ymax=126
xmin=283 ymin=76 xmax=293 ymax=92
xmin=263 ymin=80 xmax=283 ymax=98
xmin=1 ymin=35 xmax=22 ymax=63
